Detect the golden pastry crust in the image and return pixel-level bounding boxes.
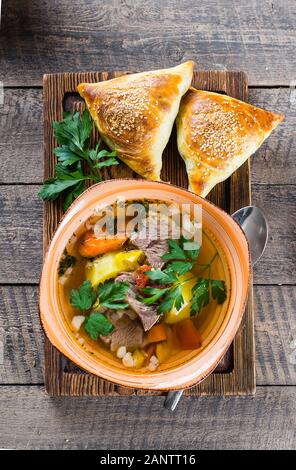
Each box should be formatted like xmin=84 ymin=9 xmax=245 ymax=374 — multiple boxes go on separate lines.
xmin=176 ymin=88 xmax=284 ymax=197
xmin=77 ymin=61 xmax=195 ymax=180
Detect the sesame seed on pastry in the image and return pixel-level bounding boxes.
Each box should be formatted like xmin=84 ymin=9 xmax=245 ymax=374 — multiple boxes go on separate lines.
xmin=77 ymin=61 xmax=195 ymax=181
xmin=176 ymin=88 xmax=284 ymax=197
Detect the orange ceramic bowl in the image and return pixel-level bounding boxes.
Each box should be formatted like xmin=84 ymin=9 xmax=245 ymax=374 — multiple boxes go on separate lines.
xmin=39 ymin=179 xmax=250 ymax=391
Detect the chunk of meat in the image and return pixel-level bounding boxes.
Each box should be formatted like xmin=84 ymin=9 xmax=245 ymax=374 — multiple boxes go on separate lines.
xmin=115 ymin=272 xmax=135 ymax=284
xmin=102 ymin=315 xmax=144 ymax=351
xmin=132 ymin=215 xmax=168 ymax=268
xmin=116 ymin=273 xmax=159 ymax=331
xmin=128 ymin=294 xmax=159 ymax=332
xmin=132 ymin=238 xmax=168 ymax=268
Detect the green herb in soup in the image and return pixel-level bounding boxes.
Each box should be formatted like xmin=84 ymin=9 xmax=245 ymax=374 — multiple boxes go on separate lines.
xmin=58 ymin=251 xmax=77 ymax=276
xmin=59 ymin=200 xmax=228 ymax=372
xmin=84 ymin=312 xmax=114 ymax=340
xmin=70 ymin=280 xmax=97 ymax=311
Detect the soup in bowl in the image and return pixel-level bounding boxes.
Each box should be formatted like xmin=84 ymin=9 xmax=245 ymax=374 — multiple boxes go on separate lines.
xmin=40 ymin=180 xmax=250 ymax=390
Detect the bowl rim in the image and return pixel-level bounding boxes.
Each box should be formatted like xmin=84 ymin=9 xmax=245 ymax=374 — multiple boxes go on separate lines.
xmin=39 ymin=179 xmax=251 ymax=390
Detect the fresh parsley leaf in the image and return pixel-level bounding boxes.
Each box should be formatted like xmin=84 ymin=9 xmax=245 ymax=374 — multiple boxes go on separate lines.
xmin=160 ymin=238 xmax=200 ymax=280
xmin=39 ymin=110 xmax=119 ymax=211
xmin=79 ymin=109 xmax=93 ymax=147
xmin=95 ymin=157 xmax=119 ymax=169
xmin=53 ymin=111 xmax=84 ymax=151
xmin=165 ymin=260 xmax=193 ymax=275
xmin=146 ymin=268 xmax=178 ymax=284
xmin=63 ymin=180 xmax=86 ymax=211
xmin=97 ymin=280 xmax=130 ymax=310
xmin=54 ymin=147 xmax=82 ymax=166
xmin=70 ymin=280 xmax=97 ymax=311
xmin=162 ymin=237 xmax=200 ymax=262
xmin=191 ymin=278 xmax=210 ymax=316
xmin=180 ymin=236 xmax=201 ymax=261
xmin=58 ymin=252 xmax=77 ymax=276
xmin=138 ymin=239 xmax=227 ymax=317
xmin=140 ymin=287 xmax=167 ymax=295
xmin=158 ymin=285 xmax=184 ymax=314
xmin=54 ymin=163 xmax=85 ymax=180
xmin=84 ymin=312 xmax=114 ymax=340
xmin=162 ymin=239 xmax=188 ymax=261
xmin=137 ymin=287 xmax=169 ymax=304
xmin=39 ymin=163 xmax=89 ymax=210
xmin=38 ymin=177 xmax=84 ymax=202
xmin=211 ymin=280 xmax=227 ymax=304
xmin=89 ymin=149 xmax=117 ymax=162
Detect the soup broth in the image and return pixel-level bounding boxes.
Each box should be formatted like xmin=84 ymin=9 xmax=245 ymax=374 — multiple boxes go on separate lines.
xmin=57 ymin=199 xmax=230 ymax=373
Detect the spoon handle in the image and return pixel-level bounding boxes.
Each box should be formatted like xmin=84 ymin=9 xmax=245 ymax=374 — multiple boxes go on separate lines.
xmin=164 ymin=389 xmax=184 ymax=411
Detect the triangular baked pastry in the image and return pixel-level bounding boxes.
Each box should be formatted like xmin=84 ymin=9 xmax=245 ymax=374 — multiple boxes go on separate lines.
xmin=78 ymin=61 xmax=195 ymax=180
xmin=176 ymin=88 xmax=284 ymax=197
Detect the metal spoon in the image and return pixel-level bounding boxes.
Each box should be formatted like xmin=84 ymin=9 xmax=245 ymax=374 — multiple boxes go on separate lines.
xmin=164 ymin=205 xmax=268 ymax=411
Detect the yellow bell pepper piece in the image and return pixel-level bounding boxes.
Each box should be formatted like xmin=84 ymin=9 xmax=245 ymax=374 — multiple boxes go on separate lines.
xmin=164 ymin=272 xmax=196 ymax=324
xmin=86 ymin=250 xmax=143 ymax=287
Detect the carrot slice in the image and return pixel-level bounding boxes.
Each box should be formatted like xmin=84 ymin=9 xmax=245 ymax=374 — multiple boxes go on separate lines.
xmin=78 ymin=230 xmax=127 ymax=257
xmin=173 ymin=319 xmax=201 ymax=350
xmin=147 ymin=324 xmax=168 ymax=343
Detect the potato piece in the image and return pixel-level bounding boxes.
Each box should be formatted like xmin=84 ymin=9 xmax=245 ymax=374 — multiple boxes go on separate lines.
xmin=156 ymin=341 xmax=171 ymax=363
xmin=115 ymin=251 xmax=144 ymax=271
xmin=132 ymin=349 xmax=146 ymax=369
xmin=164 ymin=272 xmax=196 ymax=324
xmin=86 ymin=250 xmax=143 ymax=287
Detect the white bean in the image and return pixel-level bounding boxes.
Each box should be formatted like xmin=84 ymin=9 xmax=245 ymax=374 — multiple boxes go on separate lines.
xmin=148 ymin=355 xmax=159 ymax=371
xmin=150 ymin=355 xmax=159 ymax=365
xmin=122 ymin=352 xmax=135 ymax=368
xmin=71 ymin=315 xmax=85 ymax=332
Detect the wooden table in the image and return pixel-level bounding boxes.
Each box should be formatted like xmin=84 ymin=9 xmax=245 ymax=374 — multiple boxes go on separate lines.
xmin=0 ymin=0 xmax=295 ymax=450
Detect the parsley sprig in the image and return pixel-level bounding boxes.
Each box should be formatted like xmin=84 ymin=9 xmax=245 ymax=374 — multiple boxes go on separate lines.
xmin=190 ymin=278 xmax=227 ymax=315
xmin=138 ymin=238 xmax=227 ymax=316
xmin=70 ymin=280 xmax=130 ymax=312
xmin=70 ymin=280 xmax=97 ymax=311
xmin=97 ymin=281 xmax=130 ymax=310
xmin=162 ymin=237 xmax=200 ymax=263
xmin=39 ymin=110 xmax=119 ymax=211
xmin=84 ymin=312 xmax=115 ymax=340
xmin=137 ymin=237 xmax=200 ymax=313
xmin=58 ymin=251 xmax=77 ymax=276
xmin=70 ymin=279 xmax=130 ymax=340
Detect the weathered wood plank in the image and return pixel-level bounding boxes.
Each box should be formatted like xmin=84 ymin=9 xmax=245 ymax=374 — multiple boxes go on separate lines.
xmin=251 ymin=185 xmax=296 ymax=285
xmin=0 ymin=285 xmax=295 ymax=385
xmin=0 ymin=186 xmax=43 ymax=283
xmin=249 ymin=88 xmax=296 ymax=185
xmin=254 ymin=285 xmax=296 ymax=386
xmin=1 ymin=0 xmax=295 ymax=86
xmin=0 ymin=88 xmax=293 ymax=184
xmin=0 ymin=89 xmax=43 ymax=184
xmin=0 ymin=286 xmax=43 ymax=384
xmin=0 ymin=185 xmax=294 ymax=284
xmin=0 ymin=385 xmax=294 ymax=449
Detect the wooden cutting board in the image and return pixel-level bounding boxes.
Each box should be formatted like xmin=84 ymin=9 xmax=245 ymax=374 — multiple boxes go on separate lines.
xmin=43 ymin=70 xmax=255 ymax=396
